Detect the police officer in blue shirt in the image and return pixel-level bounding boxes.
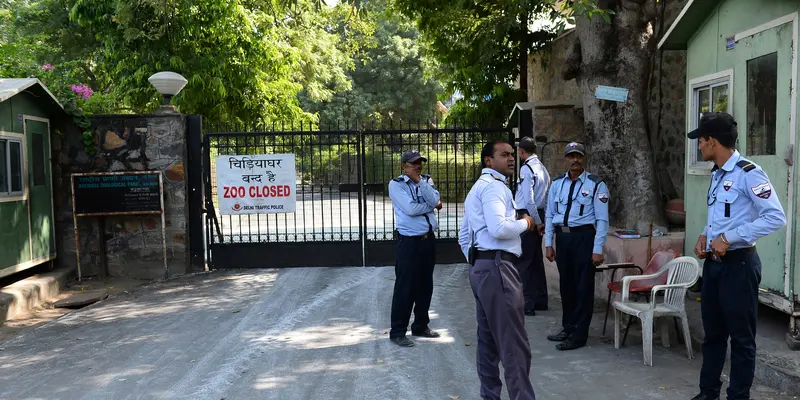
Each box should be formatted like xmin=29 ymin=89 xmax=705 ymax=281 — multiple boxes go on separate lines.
xmin=514 ymin=136 xmax=551 ymax=316
xmin=544 ymin=142 xmax=609 ymax=351
xmin=688 ymin=113 xmax=786 ymax=400
xmin=387 ymin=150 xmax=443 ymax=347
xmin=458 ymin=140 xmax=537 ymax=400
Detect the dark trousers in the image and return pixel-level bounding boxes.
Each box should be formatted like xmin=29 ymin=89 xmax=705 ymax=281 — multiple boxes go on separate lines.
xmin=516 ymin=209 xmax=548 ymax=311
xmin=554 ymin=229 xmax=595 ymax=343
xmin=469 ymin=254 xmax=535 ymax=400
xmin=389 ymin=234 xmax=435 ymax=338
xmin=699 ymin=248 xmax=761 ymax=400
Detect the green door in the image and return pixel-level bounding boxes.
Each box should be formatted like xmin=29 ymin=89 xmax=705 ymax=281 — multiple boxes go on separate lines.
xmin=24 ymin=118 xmax=55 ymax=260
xmin=732 ymin=22 xmax=792 ymax=295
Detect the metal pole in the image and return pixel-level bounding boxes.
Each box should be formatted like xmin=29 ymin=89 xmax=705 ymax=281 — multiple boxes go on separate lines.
xmin=160 ymin=174 xmax=168 ymax=279
xmin=71 ymin=174 xmax=82 ymax=282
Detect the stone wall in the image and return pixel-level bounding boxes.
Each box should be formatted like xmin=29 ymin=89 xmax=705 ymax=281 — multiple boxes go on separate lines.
xmin=52 ymin=114 xmax=189 ymax=280
xmin=534 ymin=106 xmax=585 ymax=178
xmin=528 ymin=31 xmax=580 ymax=103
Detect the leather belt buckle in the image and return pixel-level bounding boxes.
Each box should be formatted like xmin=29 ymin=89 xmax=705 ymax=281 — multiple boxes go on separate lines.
xmin=560 ymin=226 xmax=571 ymax=233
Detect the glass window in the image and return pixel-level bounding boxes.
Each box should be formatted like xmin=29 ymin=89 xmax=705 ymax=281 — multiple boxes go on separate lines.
xmin=691 ymin=77 xmax=731 ymax=167
xmin=9 ymin=141 xmax=22 ymax=193
xmin=746 ymin=52 xmax=778 ymax=156
xmin=32 ymin=133 xmax=45 ymax=186
xmin=0 ymin=139 xmax=6 ymax=193
xmin=0 ymin=138 xmax=24 ymax=196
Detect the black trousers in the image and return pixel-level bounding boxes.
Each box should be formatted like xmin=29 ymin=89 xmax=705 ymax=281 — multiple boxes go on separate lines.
xmin=389 ymin=234 xmax=436 ymax=338
xmin=516 ymin=209 xmax=548 ymax=311
xmin=554 ymin=229 xmax=595 ymax=343
xmin=699 ymin=248 xmax=761 ymax=400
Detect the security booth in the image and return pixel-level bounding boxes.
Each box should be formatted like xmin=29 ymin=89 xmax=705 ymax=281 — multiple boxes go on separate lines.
xmin=659 ymin=0 xmax=800 ymax=340
xmin=0 ymin=78 xmax=62 ymax=279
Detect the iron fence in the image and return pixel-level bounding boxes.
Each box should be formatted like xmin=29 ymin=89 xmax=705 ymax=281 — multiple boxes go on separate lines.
xmin=203 ymin=119 xmax=512 ymax=268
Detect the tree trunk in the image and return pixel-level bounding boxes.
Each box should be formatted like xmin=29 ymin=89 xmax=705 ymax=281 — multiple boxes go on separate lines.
xmin=563 ymin=0 xmax=665 ymax=228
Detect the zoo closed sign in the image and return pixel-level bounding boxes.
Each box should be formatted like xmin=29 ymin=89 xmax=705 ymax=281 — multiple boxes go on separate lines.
xmin=216 ymin=154 xmax=297 ymax=214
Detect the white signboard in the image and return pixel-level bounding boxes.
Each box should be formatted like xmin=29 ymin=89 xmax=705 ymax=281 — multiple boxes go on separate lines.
xmin=216 ymin=154 xmax=296 ymax=214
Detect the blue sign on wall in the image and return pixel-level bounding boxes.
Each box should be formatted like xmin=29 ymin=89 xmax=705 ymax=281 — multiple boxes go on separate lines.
xmin=594 ymin=85 xmax=629 ymax=102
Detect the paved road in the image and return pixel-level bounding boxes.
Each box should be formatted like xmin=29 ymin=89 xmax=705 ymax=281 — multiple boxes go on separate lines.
xmin=0 ymin=266 xmax=793 ymax=400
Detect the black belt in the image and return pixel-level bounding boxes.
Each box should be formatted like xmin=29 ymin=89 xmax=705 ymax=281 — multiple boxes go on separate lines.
xmin=399 ymin=232 xmax=434 ymax=240
xmin=556 ymin=224 xmax=595 ymax=233
xmin=475 ymin=250 xmax=518 ymax=263
xmin=706 ymin=246 xmax=756 ymax=262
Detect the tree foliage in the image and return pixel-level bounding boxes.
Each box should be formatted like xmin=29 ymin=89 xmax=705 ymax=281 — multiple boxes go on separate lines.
xmin=300 ymin=2 xmax=444 ymax=123
xmin=0 ymin=0 xmax=378 ymax=123
xmin=392 ymin=0 xmax=566 ymax=124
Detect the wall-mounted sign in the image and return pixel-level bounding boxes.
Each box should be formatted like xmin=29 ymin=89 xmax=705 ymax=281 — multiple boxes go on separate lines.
xmin=72 ymin=172 xmax=163 ymax=216
xmin=216 ymin=154 xmax=297 ymax=215
xmin=726 ymin=36 xmax=735 ymax=50
xmin=595 ymin=85 xmax=629 ymax=102
xmin=70 ymin=171 xmax=167 ymax=281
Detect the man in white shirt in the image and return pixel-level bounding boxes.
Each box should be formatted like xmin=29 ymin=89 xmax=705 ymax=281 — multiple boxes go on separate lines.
xmin=458 ymin=140 xmax=537 ymax=400
xmin=514 ymin=136 xmax=551 ymax=316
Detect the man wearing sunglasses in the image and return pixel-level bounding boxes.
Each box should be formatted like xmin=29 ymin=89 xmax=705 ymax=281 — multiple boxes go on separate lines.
xmin=689 ymin=112 xmax=786 ymax=400
xmin=387 ymin=149 xmax=443 ymax=347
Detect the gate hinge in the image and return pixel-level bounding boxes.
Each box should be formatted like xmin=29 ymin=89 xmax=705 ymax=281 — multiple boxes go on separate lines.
xmin=785 ymin=144 xmax=794 ymax=167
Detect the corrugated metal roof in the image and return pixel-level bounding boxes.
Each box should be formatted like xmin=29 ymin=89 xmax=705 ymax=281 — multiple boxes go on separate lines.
xmin=0 ymin=78 xmax=64 ymax=110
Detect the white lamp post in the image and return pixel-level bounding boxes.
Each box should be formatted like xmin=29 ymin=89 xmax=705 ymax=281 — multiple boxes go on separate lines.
xmin=148 ymin=71 xmax=188 ymax=113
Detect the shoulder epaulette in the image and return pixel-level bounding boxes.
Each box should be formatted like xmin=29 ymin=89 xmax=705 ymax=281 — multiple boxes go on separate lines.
xmin=553 ymin=176 xmax=564 ymax=183
xmin=588 ymin=174 xmax=604 ymax=198
xmin=481 ymin=172 xmax=505 ymax=182
xmin=736 ymin=160 xmax=756 ymax=172
xmin=588 ymin=174 xmax=603 ymax=183
xmin=392 ymin=176 xmax=404 ymax=182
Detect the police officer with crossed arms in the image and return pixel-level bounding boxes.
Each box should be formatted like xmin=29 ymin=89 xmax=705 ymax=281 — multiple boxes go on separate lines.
xmin=689 ymin=112 xmax=786 ymax=400
xmin=387 ymin=150 xmax=443 ymax=347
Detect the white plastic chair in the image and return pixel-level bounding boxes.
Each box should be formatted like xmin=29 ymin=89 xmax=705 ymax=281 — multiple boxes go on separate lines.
xmin=612 ymin=256 xmax=699 ymax=366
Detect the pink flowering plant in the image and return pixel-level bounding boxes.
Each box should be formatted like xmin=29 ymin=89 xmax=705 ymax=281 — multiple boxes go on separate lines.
xmin=33 ymin=64 xmax=98 ymax=156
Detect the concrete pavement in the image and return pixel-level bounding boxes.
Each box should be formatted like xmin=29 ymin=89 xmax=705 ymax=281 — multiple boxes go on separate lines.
xmin=0 ymin=265 xmax=795 ymax=400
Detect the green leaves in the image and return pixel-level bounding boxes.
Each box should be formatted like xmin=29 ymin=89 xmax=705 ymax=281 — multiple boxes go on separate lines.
xmin=393 ymin=0 xmax=563 ymax=123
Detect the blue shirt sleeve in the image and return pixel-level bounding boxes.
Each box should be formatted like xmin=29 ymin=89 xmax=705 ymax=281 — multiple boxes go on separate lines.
xmin=417 ymin=176 xmax=441 ymax=207
xmin=482 ymin=183 xmax=528 ymax=239
xmin=592 ymin=181 xmax=610 ymax=254
xmin=518 ymin=166 xmax=539 ymax=224
xmin=724 ymin=168 xmax=786 ymax=245
xmin=544 ymin=183 xmax=557 ymax=247
xmin=388 ymin=180 xmax=434 ymax=216
xmin=458 ymin=209 xmax=471 ymax=261
xmin=532 ymin=162 xmax=549 ymax=210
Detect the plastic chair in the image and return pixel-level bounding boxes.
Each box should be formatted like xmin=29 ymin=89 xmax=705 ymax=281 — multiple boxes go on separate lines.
xmin=613 ymin=256 xmax=700 ymax=366
xmin=598 ymin=250 xmax=678 ymax=336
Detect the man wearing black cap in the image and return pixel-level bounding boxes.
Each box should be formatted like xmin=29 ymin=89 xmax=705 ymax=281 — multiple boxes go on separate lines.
xmin=543 ymin=142 xmax=610 ymax=351
xmin=387 ymin=149 xmax=443 ymax=347
xmin=688 ymin=112 xmax=786 ymax=400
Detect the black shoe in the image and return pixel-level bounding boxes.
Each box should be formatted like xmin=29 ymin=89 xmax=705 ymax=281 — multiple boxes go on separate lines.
xmin=411 ymin=328 xmax=440 ymax=338
xmin=390 ymin=336 xmax=415 ymax=347
xmin=547 ymin=330 xmax=570 ymax=342
xmin=533 ymin=305 xmax=549 ymax=311
xmin=524 ymin=309 xmax=536 ymax=316
xmin=690 ymin=394 xmax=719 ymax=400
xmin=556 ymin=339 xmax=586 ymax=351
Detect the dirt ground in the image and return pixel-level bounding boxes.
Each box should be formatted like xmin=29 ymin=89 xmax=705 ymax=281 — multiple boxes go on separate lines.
xmin=0 ymin=266 xmax=796 ymax=400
